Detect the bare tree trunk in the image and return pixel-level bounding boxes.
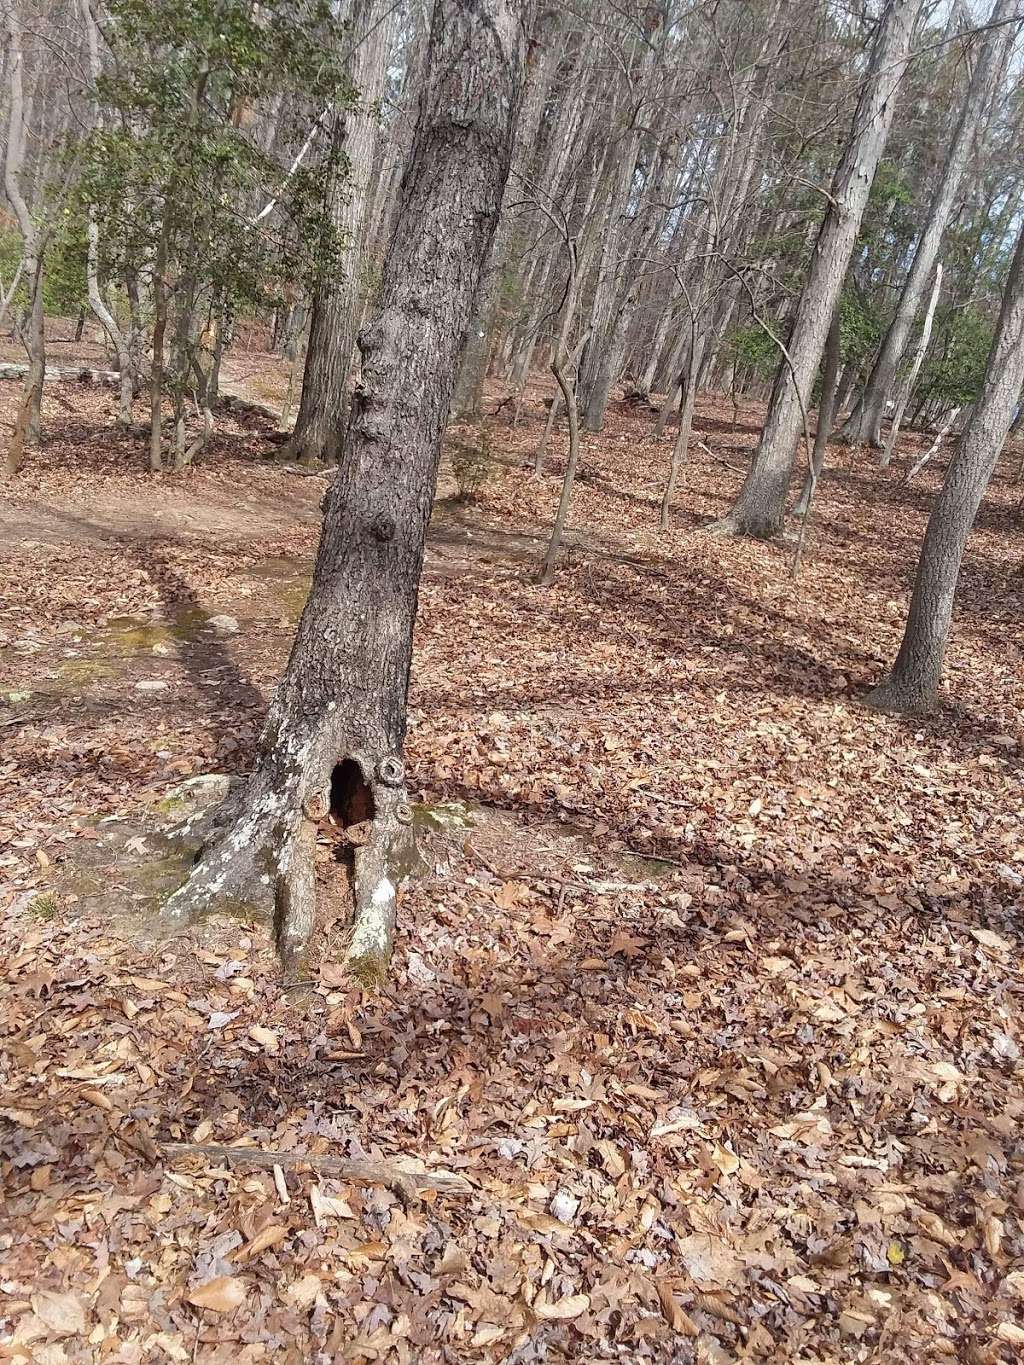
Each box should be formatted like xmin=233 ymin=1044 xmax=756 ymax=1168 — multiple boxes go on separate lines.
xmin=879 ymin=262 xmax=942 ymax=468
xmin=3 ymin=15 xmax=46 ymax=455
xmin=711 ymin=0 xmax=920 ymax=538
xmin=534 ymin=328 xmax=588 ymax=476
xmin=283 ymin=0 xmax=390 ymax=463
xmin=903 ymin=404 xmax=961 ymax=482
xmin=541 ymin=239 xmax=584 ymax=582
xmin=659 ymin=328 xmax=704 ymax=531
xmin=86 ymin=211 xmax=134 ymax=427
xmin=161 ymin=0 xmax=532 ymax=979
xmin=81 ymin=0 xmax=134 ymax=428
xmin=866 ymin=224 xmax=1024 ymax=713
xmin=453 ymin=4 xmax=561 ymax=417
xmin=793 ymin=303 xmax=842 ymax=517
xmin=149 ymin=212 xmax=170 ymax=473
xmin=842 ymin=0 xmax=1016 ymax=446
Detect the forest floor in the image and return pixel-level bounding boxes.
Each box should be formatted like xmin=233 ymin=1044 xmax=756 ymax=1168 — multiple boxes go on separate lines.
xmin=1 ymin=348 xmax=1023 ymax=1364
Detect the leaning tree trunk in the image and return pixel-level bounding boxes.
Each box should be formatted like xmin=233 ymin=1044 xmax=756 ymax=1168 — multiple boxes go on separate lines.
xmin=711 ymin=0 xmax=920 ymax=539
xmin=161 ymin=0 xmax=532 ymax=979
xmin=841 ymin=0 xmax=1015 ymax=447
xmin=282 ymin=0 xmax=391 ymax=464
xmin=866 ymin=223 xmax=1024 ymax=713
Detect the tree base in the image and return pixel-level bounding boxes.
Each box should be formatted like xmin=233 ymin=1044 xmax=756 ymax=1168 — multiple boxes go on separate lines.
xmin=701 ymin=513 xmax=784 ymax=540
xmin=861 ymin=678 xmax=936 ymax=715
xmin=159 ymin=751 xmax=415 ymax=980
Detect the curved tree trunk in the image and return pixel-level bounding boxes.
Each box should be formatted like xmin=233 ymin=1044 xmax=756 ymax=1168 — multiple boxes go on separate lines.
xmin=162 ymin=0 xmax=532 ymax=979
xmin=842 ymin=0 xmax=1015 ymax=447
xmin=711 ymin=0 xmax=920 ymax=539
xmin=866 ymin=223 xmax=1024 ymax=713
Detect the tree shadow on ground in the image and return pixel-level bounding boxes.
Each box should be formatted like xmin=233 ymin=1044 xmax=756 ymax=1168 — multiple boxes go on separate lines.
xmin=14 ymin=506 xmax=266 ymax=756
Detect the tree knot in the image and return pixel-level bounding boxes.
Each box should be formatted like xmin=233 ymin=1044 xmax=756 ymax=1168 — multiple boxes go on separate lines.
xmin=369 ymin=513 xmax=396 ymax=543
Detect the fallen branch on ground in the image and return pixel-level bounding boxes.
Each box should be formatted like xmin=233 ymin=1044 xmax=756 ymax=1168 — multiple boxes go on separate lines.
xmin=162 ymin=1142 xmax=473 ymax=1201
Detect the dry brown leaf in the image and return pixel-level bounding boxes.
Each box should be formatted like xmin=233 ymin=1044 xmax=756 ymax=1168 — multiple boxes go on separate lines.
xmin=248 ymin=1025 xmax=280 ymax=1055
xmin=656 ymin=1281 xmax=698 ymax=1337
xmin=186 ymin=1276 xmax=246 ymax=1313
xmin=31 ymin=1290 xmax=86 ymax=1337
xmin=533 ymin=1291 xmax=590 ymax=1321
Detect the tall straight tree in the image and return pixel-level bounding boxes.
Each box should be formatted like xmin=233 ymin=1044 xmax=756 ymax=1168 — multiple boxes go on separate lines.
xmin=282 ymin=0 xmax=391 ymax=464
xmin=841 ymin=0 xmax=1017 ymax=447
xmin=163 ymin=0 xmax=533 ymax=978
xmin=866 ymin=222 xmax=1024 ymax=714
xmin=710 ymin=0 xmax=921 ymax=538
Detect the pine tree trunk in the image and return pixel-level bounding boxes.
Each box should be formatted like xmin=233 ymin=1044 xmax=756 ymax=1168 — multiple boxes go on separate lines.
xmin=712 ymin=0 xmax=920 ymax=538
xmin=866 ymin=223 xmax=1024 ymax=713
xmin=842 ymin=0 xmax=1014 ymax=446
xmin=162 ymin=0 xmax=532 ymax=978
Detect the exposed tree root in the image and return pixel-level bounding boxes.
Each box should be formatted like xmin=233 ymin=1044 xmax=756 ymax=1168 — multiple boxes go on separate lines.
xmin=160 ymin=750 xmax=415 ymax=981
xmin=699 ymin=516 xmax=740 ymax=538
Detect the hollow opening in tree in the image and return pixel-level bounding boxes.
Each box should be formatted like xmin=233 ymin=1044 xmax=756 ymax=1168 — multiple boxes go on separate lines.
xmin=329 ymin=757 xmax=375 ymax=831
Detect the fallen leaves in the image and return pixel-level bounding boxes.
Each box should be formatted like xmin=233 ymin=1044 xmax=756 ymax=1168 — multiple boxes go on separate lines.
xmin=532 ymin=1290 xmax=590 ymax=1320
xmin=3 ymin=378 xmax=1024 ymax=1363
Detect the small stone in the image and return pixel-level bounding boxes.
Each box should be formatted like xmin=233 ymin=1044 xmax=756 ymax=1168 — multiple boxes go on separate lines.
xmin=206 ymin=614 xmax=239 ymax=634
xmin=406 ymin=951 xmax=436 ymax=985
xmin=135 ymin=679 xmax=168 ymax=692
xmin=171 ymin=774 xmax=233 ymax=808
xmin=549 ymin=1190 xmax=580 ymax=1224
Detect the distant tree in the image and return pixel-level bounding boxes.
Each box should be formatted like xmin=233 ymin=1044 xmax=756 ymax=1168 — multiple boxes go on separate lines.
xmin=281 ymin=0 xmax=392 ymax=465
xmin=80 ymin=0 xmax=348 ymax=468
xmin=842 ymin=0 xmax=1018 ymax=447
xmin=709 ymin=0 xmax=921 ymax=539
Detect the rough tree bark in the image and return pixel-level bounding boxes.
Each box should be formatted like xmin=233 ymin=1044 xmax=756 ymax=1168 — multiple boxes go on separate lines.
xmin=161 ymin=0 xmax=532 ymax=978
xmin=841 ymin=0 xmax=1015 ymax=447
xmin=282 ymin=0 xmax=391 ymax=464
xmin=710 ymin=0 xmax=920 ymax=538
xmin=866 ymin=223 xmax=1024 ymax=713
xmin=452 ymin=3 xmax=562 ymax=418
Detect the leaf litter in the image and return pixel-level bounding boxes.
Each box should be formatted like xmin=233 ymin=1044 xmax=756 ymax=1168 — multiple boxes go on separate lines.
xmin=1 ymin=375 xmax=1023 ymax=1362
